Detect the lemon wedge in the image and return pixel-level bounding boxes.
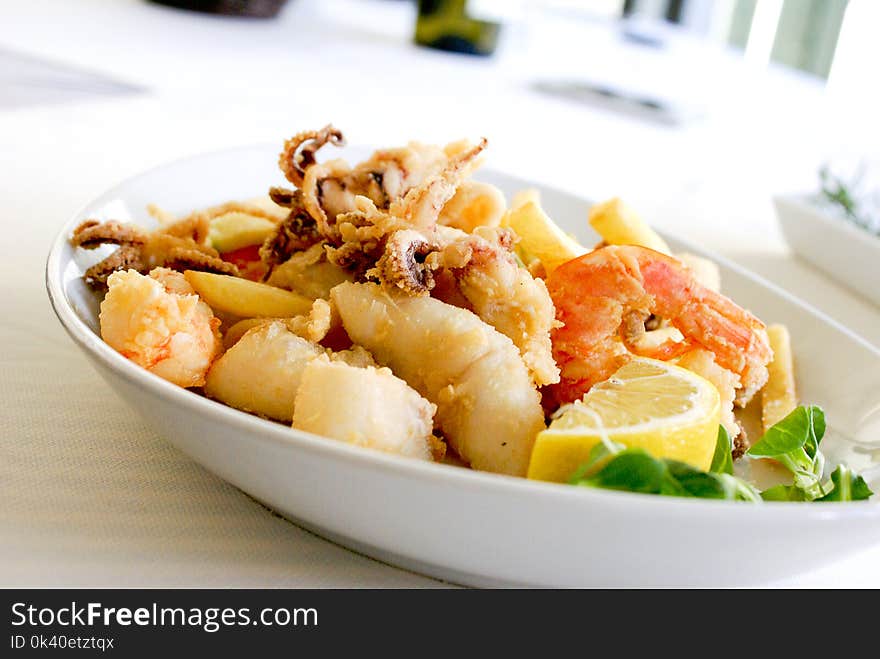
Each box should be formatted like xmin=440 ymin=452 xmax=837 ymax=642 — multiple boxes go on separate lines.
xmin=527 ymin=358 xmax=721 ymax=483
xmin=503 ymin=200 xmax=587 ymax=275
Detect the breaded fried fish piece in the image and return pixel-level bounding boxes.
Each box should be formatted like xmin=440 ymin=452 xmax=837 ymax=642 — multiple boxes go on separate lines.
xmin=331 ymin=281 xmax=545 ymax=476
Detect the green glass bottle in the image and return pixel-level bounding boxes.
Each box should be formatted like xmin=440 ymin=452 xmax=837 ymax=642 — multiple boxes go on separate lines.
xmin=414 ymin=0 xmax=501 ymax=56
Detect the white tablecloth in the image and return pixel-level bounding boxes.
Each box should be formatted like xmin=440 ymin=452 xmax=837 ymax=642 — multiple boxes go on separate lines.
xmin=3 ymin=0 xmax=879 ymax=587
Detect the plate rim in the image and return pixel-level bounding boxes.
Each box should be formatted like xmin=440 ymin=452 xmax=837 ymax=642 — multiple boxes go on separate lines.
xmin=46 ymin=143 xmax=880 ymax=520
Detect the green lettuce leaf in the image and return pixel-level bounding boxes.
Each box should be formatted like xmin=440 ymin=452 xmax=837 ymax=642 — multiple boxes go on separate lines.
xmin=709 ymin=426 xmax=733 ymax=475
xmin=816 ymin=465 xmax=874 ymax=502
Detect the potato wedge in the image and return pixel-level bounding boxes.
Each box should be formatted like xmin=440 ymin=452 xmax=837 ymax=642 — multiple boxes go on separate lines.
xmin=509 ymin=188 xmax=541 ymax=212
xmin=504 ymin=200 xmax=586 ymax=275
xmin=761 ymin=324 xmax=798 ymax=432
xmin=183 ymin=270 xmax=312 ymax=318
xmin=588 ymin=197 xmax=671 ymax=255
xmin=208 ymin=211 xmax=276 ymax=253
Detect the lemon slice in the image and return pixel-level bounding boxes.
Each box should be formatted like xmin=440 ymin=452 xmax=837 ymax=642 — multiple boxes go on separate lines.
xmin=527 ymin=358 xmax=721 ymax=483
xmin=503 ymin=200 xmax=587 ymax=275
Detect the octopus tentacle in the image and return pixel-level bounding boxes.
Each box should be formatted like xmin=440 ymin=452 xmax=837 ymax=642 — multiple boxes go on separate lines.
xmin=301 ymin=158 xmax=354 ymax=241
xmin=279 ymin=124 xmax=346 ymax=188
xmin=389 ymin=138 xmax=487 ymax=231
xmin=71 ymin=218 xmax=240 ymax=289
xmin=163 ymin=247 xmax=240 ymax=277
xmin=259 ymin=190 xmax=323 ymax=276
xmin=268 ymin=186 xmax=297 ymax=207
xmin=83 ymin=243 xmax=146 ymax=288
xmin=371 ymin=229 xmax=439 ymax=295
xmin=161 ymin=214 xmax=211 ymax=246
xmin=71 ymin=220 xmax=148 ymax=249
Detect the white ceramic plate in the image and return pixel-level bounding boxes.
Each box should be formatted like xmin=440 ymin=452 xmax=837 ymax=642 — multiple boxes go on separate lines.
xmin=775 ymin=194 xmax=880 ymax=308
xmin=47 ymin=145 xmax=880 ymax=587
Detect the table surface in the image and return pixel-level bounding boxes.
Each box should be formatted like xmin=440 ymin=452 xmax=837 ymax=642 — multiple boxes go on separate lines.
xmin=3 ymin=0 xmax=879 ymax=588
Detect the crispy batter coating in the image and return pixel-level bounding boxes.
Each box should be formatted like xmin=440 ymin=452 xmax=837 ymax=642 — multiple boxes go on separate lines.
xmin=161 ymin=214 xmax=211 ymax=245
xmin=279 ymin=124 xmax=346 ymax=188
xmin=163 ymin=246 xmax=239 ymax=277
xmin=70 ymin=218 xmax=239 ymax=289
xmin=371 ymin=229 xmax=438 ymax=295
xmin=259 ymin=190 xmax=323 ymax=275
xmin=83 ymin=243 xmax=146 ymax=288
xmin=71 ymin=220 xmax=147 ymax=249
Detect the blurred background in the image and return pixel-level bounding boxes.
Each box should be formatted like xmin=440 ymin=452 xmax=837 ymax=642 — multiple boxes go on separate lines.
xmin=2 ymin=0 xmax=878 ymax=335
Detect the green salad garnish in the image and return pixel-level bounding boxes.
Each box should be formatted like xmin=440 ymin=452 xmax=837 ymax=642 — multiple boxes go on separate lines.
xmin=570 ymin=405 xmax=873 ymax=503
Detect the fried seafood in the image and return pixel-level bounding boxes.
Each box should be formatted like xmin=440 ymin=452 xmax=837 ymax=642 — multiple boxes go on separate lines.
xmin=278 ymin=124 xmax=347 ymax=189
xmin=278 ymin=124 xmax=482 ymax=231
xmin=221 ymin=298 xmax=336 ymax=350
xmin=676 ymin=347 xmax=741 ymax=441
xmin=285 ymin=297 xmax=337 ymax=344
xmin=99 ymin=268 xmax=222 ymax=388
xmin=330 ymin=281 xmax=545 ymax=476
xmin=545 ymin=245 xmax=772 ymax=413
xmin=329 ymin=345 xmax=378 ymax=368
xmin=373 ymin=229 xmax=440 ymax=295
xmin=268 ymin=127 xmax=559 ymax=390
xmin=292 ymin=356 xmax=438 ymax=461
xmin=72 ymin=198 xmax=291 ymax=288
xmin=207 ymin=315 xmax=439 ymax=463
xmin=320 ymin=139 xmax=488 ymax=273
xmin=266 ymin=139 xmax=488 ymax=283
xmin=437 ymin=227 xmax=560 ymax=386
xmin=205 ymin=320 xmax=324 ymax=422
xmin=383 ymin=139 xmax=487 ymax=233
xmin=71 ymin=218 xmax=237 ymax=288
xmin=74 ymin=126 xmax=801 ymax=481
xmin=270 ymin=126 xmax=486 ymax=252
xmin=366 ymin=222 xmax=559 ymax=387
xmin=260 ymin=189 xmax=324 ymax=274
xmin=264 ymin=243 xmax=353 ymax=299
xmin=438 ymin=181 xmax=506 ymax=232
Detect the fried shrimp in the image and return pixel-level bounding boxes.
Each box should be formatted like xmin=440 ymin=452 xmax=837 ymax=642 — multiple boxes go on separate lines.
xmin=99 ymin=268 xmax=222 ymax=388
xmin=545 ymin=245 xmax=772 ymax=410
xmin=331 ymin=281 xmax=545 ymax=476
